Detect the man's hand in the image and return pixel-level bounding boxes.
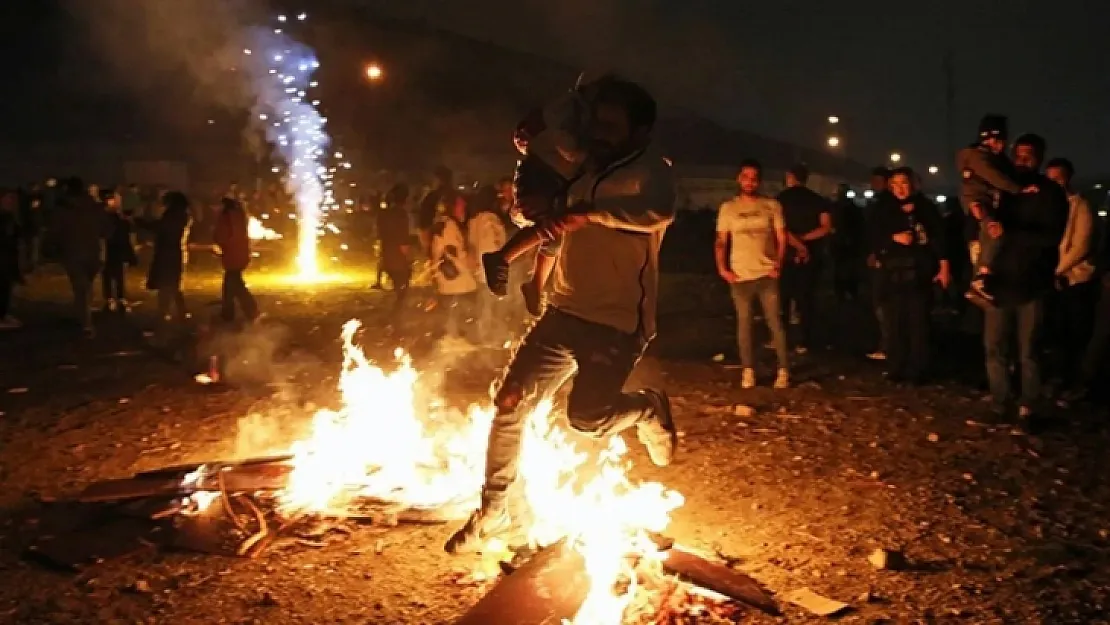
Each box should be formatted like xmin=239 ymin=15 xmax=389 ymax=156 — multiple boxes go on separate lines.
xmin=536 ymin=213 xmax=589 ymax=240
xmin=892 ymin=231 xmax=914 ymax=246
xmin=718 ymin=269 xmax=739 ymax=284
xmin=985 ymin=220 xmax=1004 ymax=239
xmin=933 ymin=267 xmax=951 ymax=289
xmin=791 ymin=242 xmax=809 ymax=263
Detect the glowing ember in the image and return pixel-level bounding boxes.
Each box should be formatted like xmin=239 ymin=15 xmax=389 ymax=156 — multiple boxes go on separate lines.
xmin=248 ymin=216 xmax=282 ymax=241
xmin=245 ymin=320 xmax=685 ymax=623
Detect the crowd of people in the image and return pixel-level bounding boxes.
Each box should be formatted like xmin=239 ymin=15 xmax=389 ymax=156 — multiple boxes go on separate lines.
xmin=716 ymin=116 xmax=1109 ymax=419
xmin=0 ymin=177 xmax=264 ymax=338
xmin=0 ymin=71 xmax=1107 ymax=557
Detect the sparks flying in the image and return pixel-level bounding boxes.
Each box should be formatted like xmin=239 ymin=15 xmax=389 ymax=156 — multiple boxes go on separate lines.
xmin=243 ymin=13 xmax=332 ymax=278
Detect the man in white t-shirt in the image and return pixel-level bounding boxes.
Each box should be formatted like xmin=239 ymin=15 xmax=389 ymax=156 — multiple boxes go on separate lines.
xmin=714 ymin=159 xmax=790 ymax=389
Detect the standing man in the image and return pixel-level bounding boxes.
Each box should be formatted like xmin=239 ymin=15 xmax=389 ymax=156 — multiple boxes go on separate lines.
xmin=864 ymin=167 xmax=891 ymax=360
xmin=777 ymin=164 xmax=832 ymax=353
xmin=213 ymin=197 xmax=259 ymax=323
xmin=377 ymin=183 xmax=415 ymax=320
xmin=715 ymin=159 xmax=790 ymax=389
xmin=445 ymin=78 xmax=678 ymax=554
xmin=53 ymin=177 xmax=108 ymax=337
xmin=982 ymin=134 xmax=1068 ymax=421
xmin=1044 ymin=158 xmax=1095 ymax=386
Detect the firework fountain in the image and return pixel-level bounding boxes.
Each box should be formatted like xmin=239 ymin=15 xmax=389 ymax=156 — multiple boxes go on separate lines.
xmin=241 ymin=13 xmax=350 ymax=279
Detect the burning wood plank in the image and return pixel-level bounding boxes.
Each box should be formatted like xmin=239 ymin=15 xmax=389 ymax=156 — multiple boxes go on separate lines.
xmin=453 ymin=541 xmax=780 ymax=625
xmin=660 ymin=547 xmax=780 ymax=616
xmin=453 ymin=541 xmax=590 ymax=625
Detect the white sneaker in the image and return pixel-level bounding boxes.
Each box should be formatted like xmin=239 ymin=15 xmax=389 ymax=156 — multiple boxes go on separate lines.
xmin=866 ymin=351 xmax=887 ymax=361
xmin=741 ymin=368 xmax=756 ymax=389
xmin=773 ymin=368 xmax=790 ymax=389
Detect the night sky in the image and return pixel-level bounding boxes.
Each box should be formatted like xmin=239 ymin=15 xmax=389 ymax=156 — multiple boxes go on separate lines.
xmin=359 ymin=0 xmax=1109 ymax=180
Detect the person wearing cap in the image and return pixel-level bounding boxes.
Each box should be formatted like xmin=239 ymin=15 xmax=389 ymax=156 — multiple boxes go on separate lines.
xmin=956 ymin=114 xmax=1039 ymax=305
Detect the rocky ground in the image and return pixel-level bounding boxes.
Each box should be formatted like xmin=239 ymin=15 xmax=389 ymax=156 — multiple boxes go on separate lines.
xmin=0 ymin=261 xmax=1107 ymax=625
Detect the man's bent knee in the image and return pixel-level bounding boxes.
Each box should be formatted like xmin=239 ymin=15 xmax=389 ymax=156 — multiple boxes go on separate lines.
xmin=493 ymin=380 xmax=526 ymax=415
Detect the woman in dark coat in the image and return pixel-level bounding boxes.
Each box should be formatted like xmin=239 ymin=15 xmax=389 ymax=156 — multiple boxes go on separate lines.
xmin=868 ymin=167 xmax=950 ymax=384
xmin=143 ymin=191 xmax=192 ymax=323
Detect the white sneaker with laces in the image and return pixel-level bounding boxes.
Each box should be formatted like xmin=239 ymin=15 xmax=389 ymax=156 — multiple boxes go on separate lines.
xmin=741 ymin=368 xmax=756 ymax=389
xmin=773 ymin=368 xmax=790 ymax=389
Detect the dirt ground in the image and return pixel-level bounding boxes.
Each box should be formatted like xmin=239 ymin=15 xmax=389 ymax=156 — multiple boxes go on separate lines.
xmin=1 ymin=262 xmax=1108 ymax=625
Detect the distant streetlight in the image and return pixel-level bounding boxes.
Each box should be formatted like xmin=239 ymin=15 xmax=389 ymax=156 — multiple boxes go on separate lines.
xmin=827 ymin=136 xmax=841 ymax=148
xmin=846 ymin=190 xmax=857 ymax=199
xmin=889 ymin=152 xmax=902 ymax=163
xmin=365 ymin=63 xmax=384 ymax=82
xmin=936 ymin=194 xmax=948 ymax=203
xmin=863 ymin=190 xmax=875 ymax=199
xmin=828 ymin=115 xmax=840 ymax=124
xmin=928 ymin=165 xmax=939 ymax=175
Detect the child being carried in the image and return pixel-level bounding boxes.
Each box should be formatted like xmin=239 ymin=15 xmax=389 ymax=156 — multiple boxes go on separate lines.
xmin=481 ymin=72 xmax=616 ymax=316
xmin=958 ymin=114 xmax=1038 ymax=306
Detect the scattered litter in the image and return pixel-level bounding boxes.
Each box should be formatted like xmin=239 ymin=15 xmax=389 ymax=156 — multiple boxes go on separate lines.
xmin=733 ymin=404 xmax=755 ymax=417
xmin=784 ymin=587 xmax=850 ymax=616
xmin=868 ymin=548 xmax=906 ymax=570
xmin=125 ymin=580 xmax=152 ymax=594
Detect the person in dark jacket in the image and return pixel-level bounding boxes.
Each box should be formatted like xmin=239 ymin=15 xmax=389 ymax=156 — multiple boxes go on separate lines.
xmin=213 ymin=197 xmax=258 ymax=323
xmin=0 ymin=189 xmax=23 ymax=328
xmin=868 ymin=168 xmax=950 ymax=384
xmin=377 ymin=183 xmax=415 ymax=319
xmin=981 ymin=134 xmax=1068 ymax=421
xmin=776 ymin=164 xmax=833 ymax=353
xmin=831 ymin=184 xmax=864 ymax=301
xmin=143 ymin=191 xmax=192 ymax=326
xmin=864 ymin=167 xmax=893 ymax=360
xmin=101 ymin=191 xmax=137 ymax=313
xmin=52 ymin=177 xmax=109 ymax=337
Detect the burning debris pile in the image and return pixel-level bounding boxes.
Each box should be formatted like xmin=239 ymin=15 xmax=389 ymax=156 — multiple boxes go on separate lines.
xmin=25 ymin=320 xmax=779 ymax=623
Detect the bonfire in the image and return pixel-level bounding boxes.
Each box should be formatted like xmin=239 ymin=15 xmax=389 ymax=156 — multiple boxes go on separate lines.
xmin=61 ymin=321 xmax=777 ymax=623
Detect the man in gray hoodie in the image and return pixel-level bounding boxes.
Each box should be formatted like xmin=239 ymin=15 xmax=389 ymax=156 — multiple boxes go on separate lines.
xmin=53 ymin=177 xmax=108 ymax=336
xmin=445 ymin=78 xmax=678 ymax=554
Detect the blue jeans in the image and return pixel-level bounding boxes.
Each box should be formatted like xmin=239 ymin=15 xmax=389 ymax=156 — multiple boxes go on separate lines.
xmin=730 ymin=278 xmax=788 ymax=370
xmin=975 ymin=220 xmax=1000 ymax=272
xmin=983 ymin=299 xmax=1043 ymax=408
xmin=483 ymin=309 xmax=652 ymax=498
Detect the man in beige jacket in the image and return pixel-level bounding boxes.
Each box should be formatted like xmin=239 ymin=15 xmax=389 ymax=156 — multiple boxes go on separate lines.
xmin=1045 ymin=158 xmax=1095 ymax=385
